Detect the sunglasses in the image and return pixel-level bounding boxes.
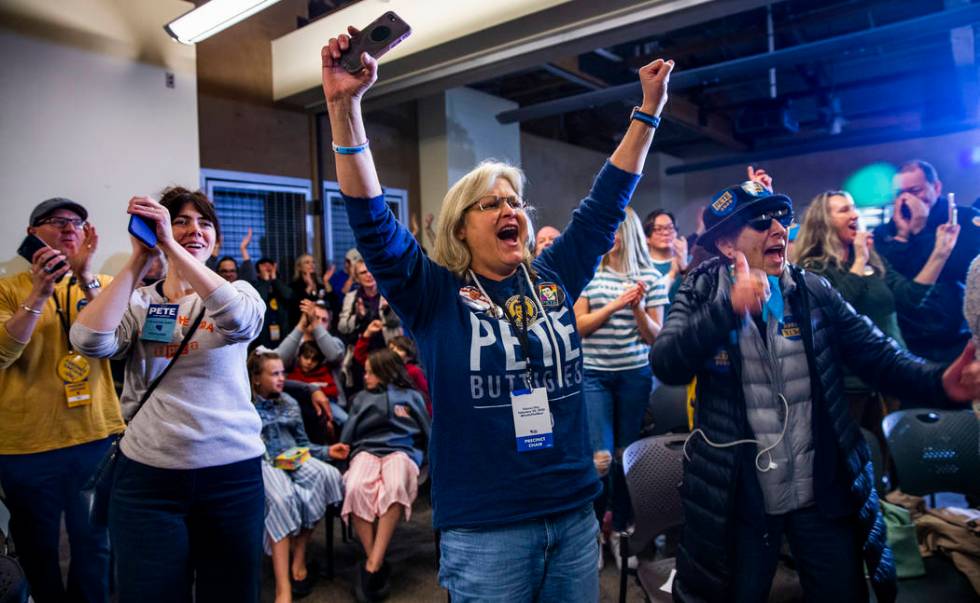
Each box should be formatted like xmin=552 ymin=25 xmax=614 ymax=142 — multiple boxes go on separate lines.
xmin=746 ymin=207 xmax=794 ymax=232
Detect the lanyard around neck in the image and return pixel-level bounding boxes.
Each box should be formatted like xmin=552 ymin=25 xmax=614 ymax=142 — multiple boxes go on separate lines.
xmin=51 ymin=277 xmax=75 ymax=352
xmin=468 ymin=265 xmax=543 ymax=388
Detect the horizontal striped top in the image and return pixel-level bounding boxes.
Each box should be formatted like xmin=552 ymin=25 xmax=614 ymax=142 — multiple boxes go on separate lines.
xmin=581 ymin=265 xmax=668 ymax=371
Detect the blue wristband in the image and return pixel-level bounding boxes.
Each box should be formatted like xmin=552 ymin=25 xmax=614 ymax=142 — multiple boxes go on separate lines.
xmin=630 ymin=107 xmax=661 ymax=128
xmin=332 ymin=140 xmax=370 ymax=155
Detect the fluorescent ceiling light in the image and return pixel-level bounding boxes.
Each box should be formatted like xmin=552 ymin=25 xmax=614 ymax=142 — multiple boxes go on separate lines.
xmin=165 ymin=0 xmax=281 ymax=44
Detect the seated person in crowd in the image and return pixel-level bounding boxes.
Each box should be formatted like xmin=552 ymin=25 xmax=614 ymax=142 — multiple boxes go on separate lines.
xmin=267 ymin=299 xmax=348 ymax=437
xmin=354 ymin=327 xmax=431 ymax=415
xmin=328 ymin=247 xmax=362 ymax=299
xmin=650 ymin=180 xmax=980 ymax=602
xmin=250 ymin=257 xmax=293 ymax=349
xmin=339 ymin=260 xmax=401 ymax=391
xmin=288 ymin=340 xmax=343 ymax=439
xmin=249 ymin=350 xmax=344 ymax=603
xmin=140 ymin=254 xmax=167 ymax=287
xmin=534 ymin=225 xmax=560 ymax=257
xmin=330 ymin=349 xmax=431 ymax=603
xmin=215 ymin=228 xmax=258 ymax=283
xmin=387 ymin=335 xmax=431 ymax=416
xmin=289 ymin=253 xmax=341 ymax=328
xmin=873 ymin=159 xmax=980 ymax=362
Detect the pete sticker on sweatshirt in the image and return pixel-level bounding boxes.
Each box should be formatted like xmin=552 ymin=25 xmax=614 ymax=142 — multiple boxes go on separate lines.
xmin=511 ymin=387 xmax=554 ymax=452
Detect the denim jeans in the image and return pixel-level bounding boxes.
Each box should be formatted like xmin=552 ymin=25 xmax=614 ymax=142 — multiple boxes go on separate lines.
xmin=0 ymin=437 xmax=113 ymax=603
xmin=583 ymin=365 xmax=654 ymax=454
xmin=439 ymin=504 xmax=599 ymax=602
xmin=732 ymin=504 xmax=867 ymax=603
xmin=109 ymin=454 xmax=264 ymax=603
xmin=583 ymin=364 xmax=653 ymax=529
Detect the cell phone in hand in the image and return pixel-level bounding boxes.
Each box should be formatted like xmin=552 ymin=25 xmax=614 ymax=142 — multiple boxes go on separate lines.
xmin=128 ymin=215 xmax=158 ymax=248
xmin=18 ymin=234 xmax=67 ymax=281
xmin=948 ymin=193 xmax=957 ymax=225
xmin=899 ymin=199 xmax=912 ymax=221
xmin=340 ymin=11 xmax=412 ymax=74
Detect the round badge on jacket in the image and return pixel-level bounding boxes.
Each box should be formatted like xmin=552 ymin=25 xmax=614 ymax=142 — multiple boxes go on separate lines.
xmin=504 ymin=294 xmax=537 ymax=328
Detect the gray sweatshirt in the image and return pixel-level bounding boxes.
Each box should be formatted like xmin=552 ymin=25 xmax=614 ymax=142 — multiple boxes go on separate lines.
xmin=70 ymin=280 xmax=266 ymax=470
xmin=270 ymin=324 xmax=347 ymax=407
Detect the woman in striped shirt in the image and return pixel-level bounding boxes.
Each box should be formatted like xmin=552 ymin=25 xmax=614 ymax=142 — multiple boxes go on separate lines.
xmin=574 ymin=207 xmax=668 ymax=559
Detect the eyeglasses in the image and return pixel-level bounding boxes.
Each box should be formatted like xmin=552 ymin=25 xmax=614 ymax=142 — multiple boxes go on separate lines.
xmin=649 ymin=225 xmax=676 ymax=234
xmin=746 ymin=207 xmax=794 ymax=232
xmin=36 ymin=217 xmax=86 ymax=229
xmin=469 ymin=195 xmax=526 ymax=213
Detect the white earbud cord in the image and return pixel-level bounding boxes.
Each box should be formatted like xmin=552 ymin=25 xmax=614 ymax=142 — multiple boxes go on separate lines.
xmin=683 ymin=393 xmax=790 ymax=473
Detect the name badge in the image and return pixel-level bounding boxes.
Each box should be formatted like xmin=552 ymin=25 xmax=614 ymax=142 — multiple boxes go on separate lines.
xmin=511 ymin=387 xmax=554 ymax=452
xmin=142 ymin=304 xmax=180 ymax=342
xmin=58 ymin=353 xmax=93 ymax=407
xmin=65 ymin=381 xmax=93 ymax=408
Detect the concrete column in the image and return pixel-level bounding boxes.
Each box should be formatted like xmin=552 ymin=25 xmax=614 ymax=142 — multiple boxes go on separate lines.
xmin=417 ymin=87 xmax=520 ymax=230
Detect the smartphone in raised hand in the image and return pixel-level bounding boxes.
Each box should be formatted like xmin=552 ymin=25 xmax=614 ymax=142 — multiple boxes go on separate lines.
xmin=899 ymin=197 xmax=912 ymax=221
xmin=340 ymin=12 xmax=412 ymax=74
xmin=128 ymin=215 xmax=158 ymax=248
xmin=948 ymin=192 xmax=957 ymax=225
xmin=18 ymin=234 xmax=67 ymax=282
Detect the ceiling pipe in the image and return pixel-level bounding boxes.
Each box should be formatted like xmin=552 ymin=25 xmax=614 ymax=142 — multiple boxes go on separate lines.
xmin=496 ymin=3 xmax=980 ymax=124
xmin=663 ymin=119 xmax=980 ymax=174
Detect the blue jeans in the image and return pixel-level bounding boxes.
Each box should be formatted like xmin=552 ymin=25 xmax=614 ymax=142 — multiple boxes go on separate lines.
xmin=732 ymin=504 xmax=867 ymax=602
xmin=583 ymin=365 xmax=654 ymax=454
xmin=109 ymin=454 xmax=264 ymax=603
xmin=439 ymin=504 xmax=599 ymax=602
xmin=0 ymin=436 xmax=113 ymax=603
xmin=583 ymin=365 xmax=653 ymax=529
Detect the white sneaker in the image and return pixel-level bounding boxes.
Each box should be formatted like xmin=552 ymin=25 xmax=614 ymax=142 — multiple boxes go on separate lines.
xmin=609 ymin=531 xmax=638 ymax=571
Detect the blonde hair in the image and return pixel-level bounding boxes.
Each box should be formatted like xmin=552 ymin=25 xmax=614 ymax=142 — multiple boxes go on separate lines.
xmin=431 ymin=160 xmax=532 ymax=278
xmin=600 ymin=207 xmax=652 ymax=277
xmin=293 ymin=253 xmax=314 ymax=281
xmin=793 ymin=190 xmax=884 ymax=274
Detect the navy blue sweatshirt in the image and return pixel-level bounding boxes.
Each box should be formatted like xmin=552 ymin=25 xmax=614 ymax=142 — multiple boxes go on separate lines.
xmin=345 ymin=161 xmax=640 ymax=529
xmin=340 ymin=385 xmax=430 ymax=467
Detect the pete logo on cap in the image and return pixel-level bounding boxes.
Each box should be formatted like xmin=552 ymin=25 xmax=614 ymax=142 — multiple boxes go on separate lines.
xmin=741 ymin=181 xmax=767 ymax=196
xmin=711 ymin=190 xmax=735 ymax=216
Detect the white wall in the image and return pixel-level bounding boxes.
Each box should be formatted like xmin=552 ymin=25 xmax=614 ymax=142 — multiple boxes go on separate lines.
xmin=0 ymin=27 xmax=199 ymax=276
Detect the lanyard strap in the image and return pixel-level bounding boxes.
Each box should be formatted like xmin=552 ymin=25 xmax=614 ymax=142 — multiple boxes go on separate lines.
xmin=468 ymin=265 xmax=540 ymax=389
xmin=51 ymin=277 xmax=74 ymax=352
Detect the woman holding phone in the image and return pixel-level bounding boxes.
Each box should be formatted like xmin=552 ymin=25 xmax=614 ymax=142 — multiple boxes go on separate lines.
xmin=71 ymin=188 xmax=266 ymax=603
xmin=321 ymin=24 xmax=673 ymax=600
xmin=792 ymin=189 xmax=959 ymax=454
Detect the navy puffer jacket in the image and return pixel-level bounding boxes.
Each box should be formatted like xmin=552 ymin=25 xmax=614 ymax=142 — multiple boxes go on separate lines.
xmin=651 ymin=257 xmax=950 ymax=603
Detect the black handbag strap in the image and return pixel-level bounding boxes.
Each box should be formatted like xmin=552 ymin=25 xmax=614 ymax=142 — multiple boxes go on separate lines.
xmin=129 ymin=304 xmax=206 ymax=424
